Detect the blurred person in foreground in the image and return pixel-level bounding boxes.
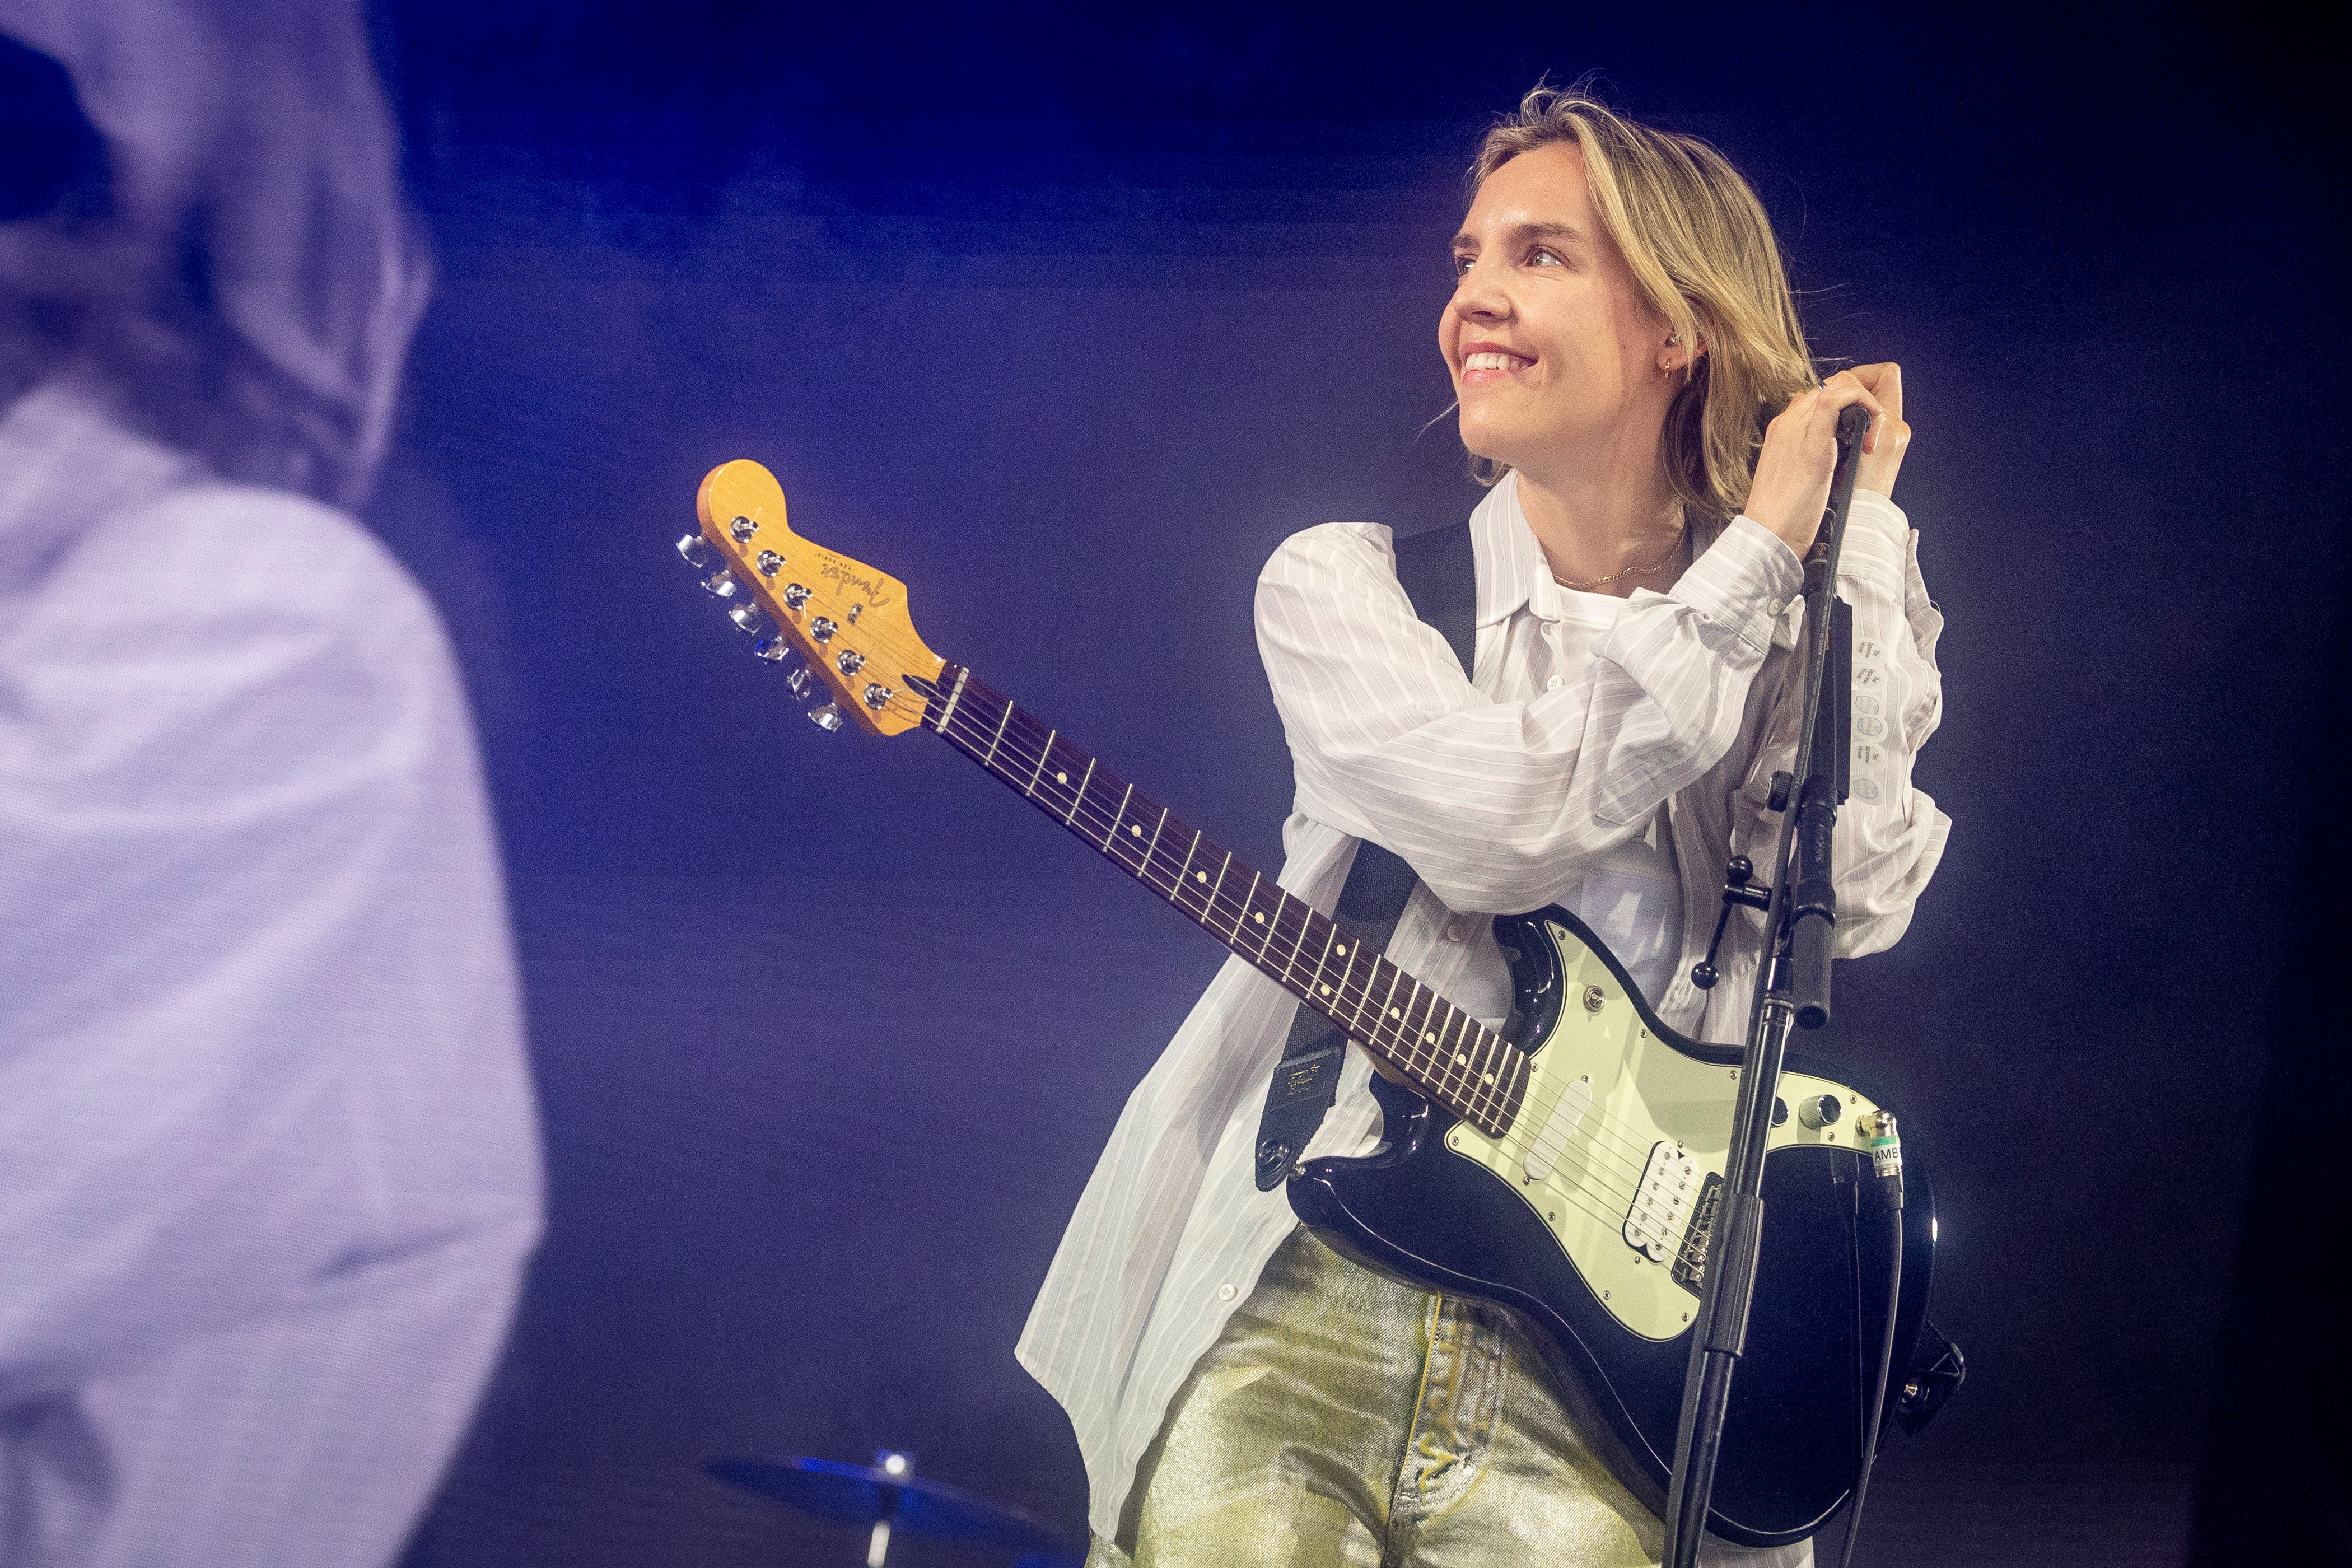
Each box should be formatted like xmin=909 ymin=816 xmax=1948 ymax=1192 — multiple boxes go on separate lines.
xmin=0 ymin=6 xmax=542 ymax=1565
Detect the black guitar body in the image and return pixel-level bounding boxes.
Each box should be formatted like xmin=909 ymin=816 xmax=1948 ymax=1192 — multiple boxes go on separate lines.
xmin=1286 ymin=905 xmax=1937 ymax=1549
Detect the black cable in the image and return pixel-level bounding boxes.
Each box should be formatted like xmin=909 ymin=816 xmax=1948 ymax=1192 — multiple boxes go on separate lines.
xmin=1838 ymin=1119 xmax=1906 ymax=1568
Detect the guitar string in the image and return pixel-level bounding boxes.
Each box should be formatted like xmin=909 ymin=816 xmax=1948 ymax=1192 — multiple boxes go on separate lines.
xmin=724 ymin=557 xmax=1740 ymax=1241
xmin=917 ymin=691 xmax=1693 ymax=1203
xmin=733 ymin=589 xmax=1728 ymax=1258
xmin=837 ymin=662 xmax=1706 ymax=1255
xmin=921 ymin=692 xmax=1685 ymax=1208
xmin=918 ymin=688 xmax=1681 ymax=1183
xmin=914 ymin=697 xmax=1711 ymax=1234
xmin=923 ymin=694 xmax=1537 ymax=1131
xmin=814 ymin=645 xmax=1696 ymax=1211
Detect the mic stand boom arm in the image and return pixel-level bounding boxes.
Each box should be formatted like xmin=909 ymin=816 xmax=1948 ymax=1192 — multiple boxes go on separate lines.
xmin=1660 ymin=402 xmax=1870 ymax=1566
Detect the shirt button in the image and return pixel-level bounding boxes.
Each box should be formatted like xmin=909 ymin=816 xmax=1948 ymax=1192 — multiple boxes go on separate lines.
xmin=1546 ymin=675 xmax=1562 ymax=690
xmin=1216 ymin=1282 xmax=1238 ymax=1303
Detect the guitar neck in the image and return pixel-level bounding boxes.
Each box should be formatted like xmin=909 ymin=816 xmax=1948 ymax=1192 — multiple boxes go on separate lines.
xmin=914 ymin=664 xmax=1526 ymax=1138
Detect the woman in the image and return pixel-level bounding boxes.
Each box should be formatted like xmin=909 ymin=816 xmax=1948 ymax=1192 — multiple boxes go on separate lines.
xmin=0 ymin=6 xmax=541 ymax=1565
xmin=1019 ymin=87 xmax=1948 ymax=1567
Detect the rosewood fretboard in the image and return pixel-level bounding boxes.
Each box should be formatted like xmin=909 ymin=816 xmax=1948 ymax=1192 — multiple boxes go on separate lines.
xmin=912 ymin=664 xmax=1528 ymax=1139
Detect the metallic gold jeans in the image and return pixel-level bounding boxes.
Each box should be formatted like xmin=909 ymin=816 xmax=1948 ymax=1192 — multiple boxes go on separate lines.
xmin=1089 ymin=1227 xmax=1805 ymax=1568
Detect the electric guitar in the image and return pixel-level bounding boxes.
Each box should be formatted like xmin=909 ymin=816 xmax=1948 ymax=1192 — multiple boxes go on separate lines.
xmin=676 ymin=459 xmax=1940 ymax=1548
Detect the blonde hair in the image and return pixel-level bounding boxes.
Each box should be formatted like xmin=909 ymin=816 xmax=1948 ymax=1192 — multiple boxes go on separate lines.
xmin=1468 ymin=85 xmax=1817 ymax=522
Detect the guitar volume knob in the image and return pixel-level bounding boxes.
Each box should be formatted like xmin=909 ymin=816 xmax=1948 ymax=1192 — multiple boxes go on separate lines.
xmin=1797 ymin=1094 xmax=1841 ymax=1130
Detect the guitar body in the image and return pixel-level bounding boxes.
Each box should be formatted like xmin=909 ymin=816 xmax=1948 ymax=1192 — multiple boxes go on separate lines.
xmin=1287 ymin=904 xmax=1936 ymax=1548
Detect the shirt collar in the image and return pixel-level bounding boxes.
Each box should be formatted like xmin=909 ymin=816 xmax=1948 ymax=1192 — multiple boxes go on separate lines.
xmin=1468 ymin=469 xmax=1547 ymax=629
xmin=0 ymin=379 xmax=194 ymax=594
xmin=1466 ymin=468 xmax=1736 ymax=628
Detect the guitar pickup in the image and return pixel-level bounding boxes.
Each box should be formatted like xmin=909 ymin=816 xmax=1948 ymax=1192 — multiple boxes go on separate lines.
xmin=1623 ymin=1141 xmax=1700 ymax=1263
xmin=1672 ymin=1173 xmax=1725 ymax=1291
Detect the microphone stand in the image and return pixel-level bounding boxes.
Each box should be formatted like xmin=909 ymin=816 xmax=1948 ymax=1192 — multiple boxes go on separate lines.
xmin=1660 ymin=403 xmax=1870 ymax=1568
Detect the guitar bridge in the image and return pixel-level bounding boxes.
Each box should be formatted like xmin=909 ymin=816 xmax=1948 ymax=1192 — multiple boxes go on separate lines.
xmin=1672 ymin=1173 xmax=1725 ymax=1291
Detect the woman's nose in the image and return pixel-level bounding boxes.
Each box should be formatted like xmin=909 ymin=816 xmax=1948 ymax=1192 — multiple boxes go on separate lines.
xmin=1450 ymin=261 xmax=1510 ymax=320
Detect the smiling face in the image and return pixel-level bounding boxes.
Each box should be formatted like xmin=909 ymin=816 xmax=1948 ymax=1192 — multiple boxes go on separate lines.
xmin=1442 ymin=141 xmax=1675 ymax=481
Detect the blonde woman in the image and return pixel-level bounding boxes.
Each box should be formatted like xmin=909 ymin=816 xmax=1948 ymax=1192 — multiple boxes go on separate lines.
xmin=1020 ymin=86 xmax=1949 ymax=1567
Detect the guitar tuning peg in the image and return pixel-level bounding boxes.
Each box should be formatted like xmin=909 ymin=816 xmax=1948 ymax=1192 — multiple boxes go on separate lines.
xmin=782 ymin=664 xmax=816 ymax=700
xmin=675 ymin=533 xmax=713 ymax=568
xmin=729 ymin=600 xmax=773 ymax=637
xmin=702 ymin=568 xmax=741 ymax=599
xmin=753 ymin=632 xmax=798 ymax=665
xmin=806 ymin=702 xmax=846 ymax=732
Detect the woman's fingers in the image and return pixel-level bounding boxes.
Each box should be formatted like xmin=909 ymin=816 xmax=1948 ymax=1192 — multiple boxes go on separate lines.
xmin=1747 ymin=371 xmax=1900 ymax=553
xmin=1817 ymin=370 xmax=1887 ymax=450
xmin=1842 ymin=363 xmax=1910 ymax=498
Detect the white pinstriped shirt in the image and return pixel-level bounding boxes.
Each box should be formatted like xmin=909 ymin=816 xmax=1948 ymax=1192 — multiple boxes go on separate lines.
xmin=1017 ymin=470 xmax=1949 ymax=1555
xmin=0 ymin=382 xmax=543 ymax=1567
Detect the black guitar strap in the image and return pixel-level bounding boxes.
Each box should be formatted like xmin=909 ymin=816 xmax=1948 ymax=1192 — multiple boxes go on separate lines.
xmin=1253 ymin=520 xmax=1477 ymax=1191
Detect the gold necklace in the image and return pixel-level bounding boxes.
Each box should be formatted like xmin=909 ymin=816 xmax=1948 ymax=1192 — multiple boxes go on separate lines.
xmin=1553 ymin=528 xmax=1688 ymax=592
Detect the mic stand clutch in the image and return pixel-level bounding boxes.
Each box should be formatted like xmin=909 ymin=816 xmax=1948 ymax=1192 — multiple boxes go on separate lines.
xmin=1660 ymin=403 xmax=1870 ymax=1567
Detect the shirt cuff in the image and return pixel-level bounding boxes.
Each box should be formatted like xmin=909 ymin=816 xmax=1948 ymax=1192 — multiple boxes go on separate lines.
xmin=1677 ymin=515 xmax=1805 ymax=655
xmin=1838 ymin=491 xmax=1911 ymax=581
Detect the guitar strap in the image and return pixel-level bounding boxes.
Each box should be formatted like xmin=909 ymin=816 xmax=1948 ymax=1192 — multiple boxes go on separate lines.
xmin=1253 ymin=520 xmax=1477 ymax=1191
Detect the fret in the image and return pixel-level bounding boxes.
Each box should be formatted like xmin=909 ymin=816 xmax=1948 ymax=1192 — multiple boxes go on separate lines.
xmin=980 ymin=699 xmax=1014 ymax=768
xmin=1300 ymin=920 xmax=1338 ymax=1007
xmin=1235 ymin=871 xmax=1263 ymax=946
xmin=1434 ymin=1008 xmax=1468 ymax=1097
xmin=1369 ymin=964 xmax=1404 ymax=1052
xmin=1104 ymin=783 xmax=1134 ymax=850
xmin=1141 ymin=808 xmax=1170 ymax=888
xmin=1024 ymin=730 xmax=1056 ymax=797
xmin=1399 ymin=986 xmax=1436 ymax=1074
xmin=1334 ymin=945 xmax=1373 ymax=1037
xmin=1174 ymin=832 xmax=1202 ymax=911
xmin=1262 ymin=889 xmax=1299 ymax=978
xmin=934 ymin=666 xmax=970 ymax=733
xmin=1063 ymin=758 xmax=1097 ymax=826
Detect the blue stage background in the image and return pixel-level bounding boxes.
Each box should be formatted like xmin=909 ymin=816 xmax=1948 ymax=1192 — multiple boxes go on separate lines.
xmin=367 ymin=7 xmax=2345 ymax=1562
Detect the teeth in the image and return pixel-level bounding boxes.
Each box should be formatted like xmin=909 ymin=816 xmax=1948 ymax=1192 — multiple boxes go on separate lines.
xmin=1464 ymin=351 xmax=1532 ymax=371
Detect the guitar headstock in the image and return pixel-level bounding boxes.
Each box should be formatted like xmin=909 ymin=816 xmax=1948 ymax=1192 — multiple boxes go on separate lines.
xmin=680 ymin=460 xmax=945 ymax=736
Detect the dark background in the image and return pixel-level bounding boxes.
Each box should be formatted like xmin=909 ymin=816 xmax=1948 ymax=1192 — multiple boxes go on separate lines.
xmin=363 ymin=4 xmax=2346 ymax=1564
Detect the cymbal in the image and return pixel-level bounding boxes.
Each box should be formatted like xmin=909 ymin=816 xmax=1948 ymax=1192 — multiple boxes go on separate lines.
xmin=706 ymin=1455 xmax=1074 ymax=1556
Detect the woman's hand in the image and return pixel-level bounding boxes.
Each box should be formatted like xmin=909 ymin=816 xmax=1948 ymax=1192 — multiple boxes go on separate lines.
xmin=1743 ymin=364 xmax=1908 ymax=557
